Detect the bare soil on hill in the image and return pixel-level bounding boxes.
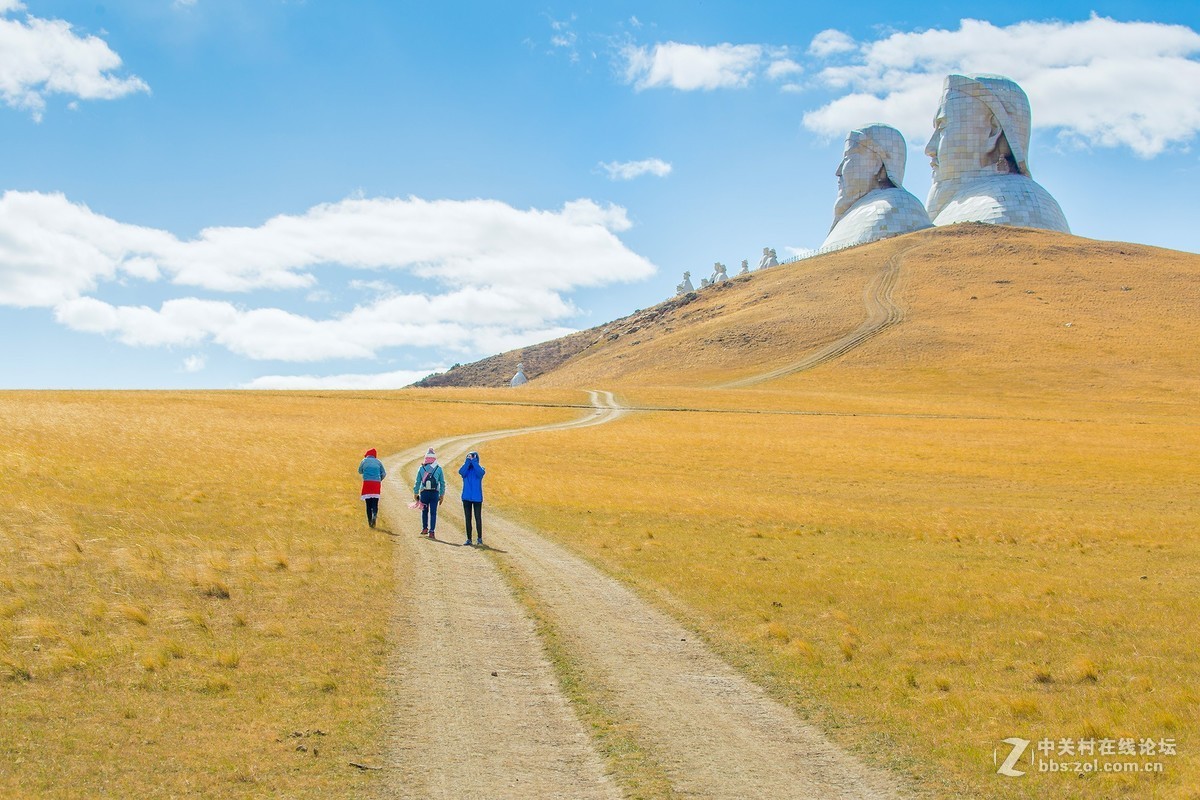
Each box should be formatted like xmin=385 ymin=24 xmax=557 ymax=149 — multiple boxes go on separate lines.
xmin=380 ymin=393 xmax=903 ymax=799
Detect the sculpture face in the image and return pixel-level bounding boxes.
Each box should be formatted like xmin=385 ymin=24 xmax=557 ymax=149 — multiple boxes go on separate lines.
xmin=925 ymin=88 xmax=999 ymax=187
xmin=834 ymin=134 xmax=884 ymax=220
xmin=922 ymin=74 xmax=1067 ymax=232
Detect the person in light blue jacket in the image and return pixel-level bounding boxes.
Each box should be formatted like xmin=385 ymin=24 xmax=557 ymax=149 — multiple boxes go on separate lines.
xmin=357 ymin=448 xmax=386 ymax=528
xmin=412 ymin=449 xmax=445 ymax=538
xmin=458 ymin=451 xmax=486 ymax=547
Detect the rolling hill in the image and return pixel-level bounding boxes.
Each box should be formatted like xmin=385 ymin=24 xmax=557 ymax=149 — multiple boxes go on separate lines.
xmin=417 ymin=224 xmax=1200 ymax=408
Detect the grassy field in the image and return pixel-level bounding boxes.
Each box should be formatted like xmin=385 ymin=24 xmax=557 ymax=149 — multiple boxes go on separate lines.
xmin=0 ymin=389 xmax=578 ymax=799
xmin=480 ymin=386 xmax=1198 ymax=799
xmin=473 ymin=227 xmax=1200 ymax=799
xmin=3 ymin=226 xmax=1196 ymax=798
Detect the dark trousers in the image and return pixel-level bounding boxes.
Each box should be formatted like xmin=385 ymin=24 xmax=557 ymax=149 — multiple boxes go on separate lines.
xmin=463 ymin=500 xmax=483 ymax=540
xmin=364 ymin=497 xmax=379 ymax=527
xmin=420 ymin=490 xmax=440 ymax=531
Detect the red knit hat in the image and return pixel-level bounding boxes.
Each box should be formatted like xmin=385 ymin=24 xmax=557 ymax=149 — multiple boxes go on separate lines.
xmin=365 ymin=448 xmax=377 ymax=457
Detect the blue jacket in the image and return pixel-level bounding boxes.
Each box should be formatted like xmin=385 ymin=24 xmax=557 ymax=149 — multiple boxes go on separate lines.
xmin=358 ymin=456 xmax=386 ymax=481
xmin=413 ymin=463 xmax=446 ymax=497
xmin=459 ymin=458 xmax=486 ymax=502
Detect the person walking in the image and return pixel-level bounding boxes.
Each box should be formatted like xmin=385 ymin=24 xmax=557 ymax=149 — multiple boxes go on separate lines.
xmin=413 ymin=448 xmax=445 ymax=538
xmin=458 ymin=450 xmax=486 ymax=546
xmin=358 ymin=448 xmax=386 ymax=528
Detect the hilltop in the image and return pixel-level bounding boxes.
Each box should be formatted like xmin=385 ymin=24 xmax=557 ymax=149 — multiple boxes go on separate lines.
xmin=417 ymin=224 xmax=1200 ymax=404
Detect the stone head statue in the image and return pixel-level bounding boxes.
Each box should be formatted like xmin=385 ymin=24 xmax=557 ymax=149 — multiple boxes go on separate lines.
xmin=834 ymin=123 xmax=907 ymax=221
xmin=924 ymin=73 xmax=1068 ymax=231
xmin=821 ymin=123 xmax=932 ymax=250
xmin=739 ymin=259 xmax=749 ymax=274
xmin=757 ymin=247 xmax=778 ymax=269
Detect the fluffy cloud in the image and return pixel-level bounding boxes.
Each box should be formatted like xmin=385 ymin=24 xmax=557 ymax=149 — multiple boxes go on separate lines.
xmin=5 ymin=189 xmax=655 ymax=376
xmin=0 ymin=2 xmax=149 ymax=120
xmin=0 ymin=191 xmax=655 ymax=308
xmin=803 ymin=16 xmax=1200 ymax=158
xmin=621 ymin=42 xmax=765 ymax=90
xmin=53 ymin=287 xmax=580 ymax=363
xmin=244 ymin=368 xmax=444 ymax=391
xmin=808 ymin=30 xmax=855 ymax=58
xmin=599 ymin=158 xmax=672 ymax=180
xmin=765 ymin=59 xmax=803 ymax=80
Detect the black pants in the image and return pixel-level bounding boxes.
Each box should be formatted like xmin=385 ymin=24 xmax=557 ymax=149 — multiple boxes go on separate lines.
xmin=463 ymin=500 xmax=483 ymax=540
xmin=364 ymin=497 xmax=379 ymax=527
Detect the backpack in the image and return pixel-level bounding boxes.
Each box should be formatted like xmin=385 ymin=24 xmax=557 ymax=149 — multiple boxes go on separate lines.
xmin=420 ymin=466 xmax=438 ymax=492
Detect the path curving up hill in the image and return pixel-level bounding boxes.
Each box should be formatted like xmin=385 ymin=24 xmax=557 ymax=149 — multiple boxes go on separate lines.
xmin=380 ymin=392 xmax=903 ymax=799
xmin=719 ymin=247 xmax=908 ymax=388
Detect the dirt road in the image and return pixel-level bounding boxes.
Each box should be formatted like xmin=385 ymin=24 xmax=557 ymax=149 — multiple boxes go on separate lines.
xmin=380 ymin=391 xmax=903 ymax=798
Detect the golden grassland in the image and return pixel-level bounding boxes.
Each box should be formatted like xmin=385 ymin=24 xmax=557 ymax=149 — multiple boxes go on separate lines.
xmin=0 ymin=389 xmax=577 ymax=799
xmin=480 ymin=228 xmax=1200 ymax=798
xmin=483 ymin=393 xmax=1199 ymax=799
xmin=3 ymin=226 xmax=1196 ymax=798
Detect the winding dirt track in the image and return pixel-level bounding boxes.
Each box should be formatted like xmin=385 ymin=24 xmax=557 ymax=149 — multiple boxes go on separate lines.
xmin=380 ymin=395 xmax=624 ymax=799
xmin=719 ymin=247 xmax=907 ymax=388
xmin=381 ymin=254 xmax=910 ymax=798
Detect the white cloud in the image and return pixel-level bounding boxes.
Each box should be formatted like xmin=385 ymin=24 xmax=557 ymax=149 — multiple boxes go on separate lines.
xmin=243 ymin=368 xmax=439 ymax=391
xmin=802 ymin=16 xmax=1200 ymax=158
xmin=0 ymin=191 xmax=175 ymax=308
xmin=0 ymin=3 xmax=149 ymax=120
xmin=7 ymin=189 xmax=655 ymax=368
xmin=52 ymin=286 xmax=581 ymax=363
xmin=766 ymin=59 xmax=803 ymax=80
xmin=599 ymin=158 xmax=672 ymax=181
xmin=183 ymin=354 xmax=205 ymax=373
xmin=0 ymin=191 xmax=656 ymax=307
xmin=808 ymin=29 xmax=856 ymax=57
xmin=622 ymin=41 xmax=765 ymax=90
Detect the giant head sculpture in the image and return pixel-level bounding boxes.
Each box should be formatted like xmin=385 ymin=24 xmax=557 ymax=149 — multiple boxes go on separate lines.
xmin=924 ymin=74 xmax=1069 ymax=232
xmin=834 ymin=123 xmax=906 ymax=220
xmin=821 ymin=123 xmax=932 ymax=250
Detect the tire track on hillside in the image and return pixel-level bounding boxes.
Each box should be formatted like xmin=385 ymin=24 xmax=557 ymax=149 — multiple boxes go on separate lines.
xmin=719 ymin=247 xmax=908 ymax=388
xmin=383 ymin=391 xmax=903 ymax=799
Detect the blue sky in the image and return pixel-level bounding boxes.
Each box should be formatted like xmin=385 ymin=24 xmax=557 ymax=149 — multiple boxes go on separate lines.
xmin=2 ymin=0 xmax=1198 ymax=389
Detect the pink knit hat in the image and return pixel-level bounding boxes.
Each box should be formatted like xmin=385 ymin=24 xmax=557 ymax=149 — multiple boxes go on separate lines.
xmin=422 ymin=449 xmax=436 ymax=464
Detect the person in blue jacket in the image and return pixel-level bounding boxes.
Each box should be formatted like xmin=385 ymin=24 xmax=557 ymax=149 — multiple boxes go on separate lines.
xmin=357 ymin=448 xmax=386 ymax=528
xmin=412 ymin=448 xmax=445 ymax=538
xmin=458 ymin=450 xmax=486 ymax=547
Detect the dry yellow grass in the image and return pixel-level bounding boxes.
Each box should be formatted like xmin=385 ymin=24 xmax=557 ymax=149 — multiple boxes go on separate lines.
xmin=477 ymin=227 xmax=1200 ymax=799
xmin=483 ymin=397 xmax=1198 ymax=798
xmin=3 ymin=225 xmax=1196 ymax=798
xmin=0 ymin=389 xmax=577 ymax=798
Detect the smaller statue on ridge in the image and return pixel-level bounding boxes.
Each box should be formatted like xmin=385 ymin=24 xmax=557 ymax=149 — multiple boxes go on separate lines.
xmin=676 ymin=270 xmax=695 ymax=295
xmin=510 ymin=362 xmax=528 ymax=387
xmin=757 ymin=247 xmax=779 ymax=269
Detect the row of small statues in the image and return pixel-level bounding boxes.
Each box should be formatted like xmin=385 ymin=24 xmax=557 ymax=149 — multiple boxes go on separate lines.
xmin=676 ymin=248 xmax=778 ymax=294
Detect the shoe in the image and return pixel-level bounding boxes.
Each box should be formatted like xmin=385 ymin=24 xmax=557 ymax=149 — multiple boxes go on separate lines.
xmin=369 ymin=520 xmax=376 ymax=528
xmin=476 ymin=538 xmax=484 ymax=547
xmin=428 ymin=531 xmax=436 ymax=539
xmin=463 ymin=539 xmax=472 ymax=547
xmin=420 ymin=528 xmax=428 ymax=536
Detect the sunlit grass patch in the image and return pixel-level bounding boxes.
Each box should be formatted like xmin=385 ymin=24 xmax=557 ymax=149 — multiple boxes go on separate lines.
xmin=0 ymin=388 xmax=580 ymax=798
xmin=484 ymin=384 xmax=1200 ymax=799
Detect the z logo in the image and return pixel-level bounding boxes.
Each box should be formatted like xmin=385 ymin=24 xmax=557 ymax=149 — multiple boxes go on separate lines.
xmin=996 ymin=737 xmax=1031 ymax=777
